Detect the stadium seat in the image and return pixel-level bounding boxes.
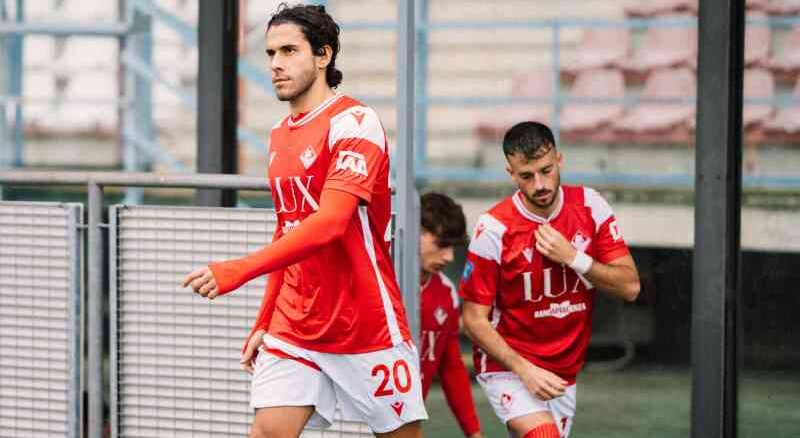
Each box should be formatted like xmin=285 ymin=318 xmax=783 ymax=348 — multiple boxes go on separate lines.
xmin=764 ymin=78 xmax=800 ymax=135
xmin=688 ymin=68 xmax=775 ymax=130
xmin=689 ymin=13 xmax=772 ymax=69
xmin=23 ymin=37 xmax=56 ymax=71
xmin=768 ymin=26 xmax=800 ymax=78
xmin=625 ymin=0 xmax=698 ymax=17
xmin=766 ymin=0 xmax=800 ymax=15
xmin=746 ymin=0 xmax=771 ymax=10
xmin=474 ymin=70 xmax=554 ymax=143
xmin=745 ymin=13 xmax=772 ymax=67
xmin=619 ymin=16 xmax=697 ymax=77
xmin=561 ymin=28 xmax=630 ymax=77
xmin=611 ymin=67 xmax=696 ymax=141
xmin=560 ymin=68 xmax=625 ymax=135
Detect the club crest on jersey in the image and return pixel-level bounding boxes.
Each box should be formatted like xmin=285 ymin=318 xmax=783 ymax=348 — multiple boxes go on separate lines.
xmin=522 ymin=247 xmax=534 ymax=263
xmin=351 ymin=109 xmax=366 ymax=126
xmin=335 ymin=150 xmax=368 ymax=176
xmin=299 ymin=145 xmax=317 ymax=169
xmin=434 ymin=306 xmax=448 ymax=326
xmin=571 ymin=231 xmax=591 ymax=252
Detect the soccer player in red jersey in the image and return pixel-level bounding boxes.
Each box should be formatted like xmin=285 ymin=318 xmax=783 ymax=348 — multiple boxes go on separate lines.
xmin=418 ymin=193 xmax=483 ymax=438
xmin=182 ymin=4 xmax=426 ymax=438
xmin=460 ymin=122 xmax=641 ymax=438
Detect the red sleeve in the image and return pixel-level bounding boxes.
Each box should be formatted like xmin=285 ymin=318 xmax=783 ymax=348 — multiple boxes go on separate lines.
xmin=208 ymin=189 xmax=360 ymax=295
xmin=439 ymin=326 xmax=481 ymax=437
xmin=323 ymin=106 xmax=387 ymax=203
xmin=459 ymin=214 xmax=503 ymax=306
xmin=594 ymin=216 xmax=630 ymax=264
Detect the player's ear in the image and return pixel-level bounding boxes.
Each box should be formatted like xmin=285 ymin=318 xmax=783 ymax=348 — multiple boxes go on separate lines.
xmin=556 ymin=150 xmax=564 ymax=169
xmin=317 ymin=45 xmax=333 ymax=69
xmin=505 ymin=162 xmax=513 ymax=177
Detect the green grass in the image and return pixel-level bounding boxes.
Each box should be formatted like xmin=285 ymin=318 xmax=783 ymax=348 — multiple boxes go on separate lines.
xmin=422 ymin=367 xmax=800 ymax=438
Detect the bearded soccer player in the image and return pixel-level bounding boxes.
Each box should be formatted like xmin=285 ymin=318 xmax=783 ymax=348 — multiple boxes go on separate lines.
xmin=460 ymin=122 xmax=640 ymax=438
xmin=182 ymin=4 xmax=427 ymax=438
xmin=418 ymin=193 xmax=482 ymax=438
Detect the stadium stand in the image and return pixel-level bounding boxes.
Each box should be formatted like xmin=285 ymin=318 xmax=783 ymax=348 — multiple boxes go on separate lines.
xmin=619 ymin=15 xmax=697 ymax=78
xmin=561 ymin=27 xmax=630 ymax=80
xmin=768 ymin=25 xmax=800 ymax=81
xmin=688 ymin=12 xmax=771 ymax=69
xmin=560 ymin=68 xmax=626 ymax=141
xmin=625 ymin=0 xmax=698 ymax=17
xmin=764 ymin=77 xmax=800 ymax=137
xmin=611 ymin=67 xmax=696 ymax=143
xmin=474 ymin=70 xmax=554 ymax=143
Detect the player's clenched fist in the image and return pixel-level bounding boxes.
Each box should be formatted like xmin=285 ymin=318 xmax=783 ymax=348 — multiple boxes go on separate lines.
xmin=181 ymin=266 xmax=220 ymax=299
xmin=517 ymin=362 xmax=568 ymax=401
xmin=534 ymin=223 xmax=576 ymax=266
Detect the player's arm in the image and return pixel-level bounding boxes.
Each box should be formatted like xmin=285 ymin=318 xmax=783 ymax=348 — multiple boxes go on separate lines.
xmin=181 ymin=188 xmax=359 ymax=298
xmin=534 ymin=223 xmax=640 ymax=302
xmin=462 ymin=300 xmax=567 ymax=401
xmin=438 ymin=326 xmax=482 ymax=437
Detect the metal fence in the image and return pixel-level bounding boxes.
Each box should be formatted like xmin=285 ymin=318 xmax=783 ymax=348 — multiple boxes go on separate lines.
xmin=0 ymin=202 xmax=82 ymax=438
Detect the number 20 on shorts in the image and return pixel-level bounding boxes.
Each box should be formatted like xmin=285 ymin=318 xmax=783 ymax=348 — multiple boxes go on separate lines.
xmin=371 ymin=360 xmax=412 ymax=397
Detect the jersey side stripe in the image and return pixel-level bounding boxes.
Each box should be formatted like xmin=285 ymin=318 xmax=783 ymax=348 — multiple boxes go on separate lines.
xmin=357 ymin=205 xmax=403 ymax=345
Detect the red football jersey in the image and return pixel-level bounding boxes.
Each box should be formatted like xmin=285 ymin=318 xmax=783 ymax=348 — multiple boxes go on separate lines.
xmin=265 ymin=94 xmax=411 ymax=353
xmin=459 ymin=186 xmax=630 ymax=383
xmin=419 ymin=272 xmax=481 ymax=436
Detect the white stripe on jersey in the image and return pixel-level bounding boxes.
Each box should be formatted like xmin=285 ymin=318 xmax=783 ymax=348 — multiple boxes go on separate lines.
xmin=583 ymin=187 xmax=614 ymax=232
xmin=358 ymin=206 xmax=403 ymax=346
xmin=437 ymin=272 xmax=460 ymax=309
xmin=479 ymin=305 xmax=503 ymax=374
xmin=467 ymin=213 xmax=506 ymax=263
xmin=286 ymin=93 xmax=343 ymax=128
xmin=328 ymin=105 xmax=387 ymax=152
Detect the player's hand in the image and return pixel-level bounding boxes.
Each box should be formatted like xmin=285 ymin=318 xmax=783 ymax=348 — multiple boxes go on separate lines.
xmin=181 ymin=266 xmax=220 ymax=299
xmin=534 ymin=224 xmax=576 ymax=266
xmin=240 ymin=329 xmax=266 ymax=374
xmin=467 ymin=433 xmax=484 ymax=438
xmin=517 ymin=362 xmax=567 ymax=401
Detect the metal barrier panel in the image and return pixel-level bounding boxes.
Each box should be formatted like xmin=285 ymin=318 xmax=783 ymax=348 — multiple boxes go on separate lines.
xmin=111 ymin=205 xmax=372 ymax=438
xmin=0 ymin=202 xmax=83 ymax=438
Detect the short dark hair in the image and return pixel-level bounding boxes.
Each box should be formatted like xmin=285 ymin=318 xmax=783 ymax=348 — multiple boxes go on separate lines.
xmin=502 ymin=121 xmax=556 ymax=160
xmin=268 ymin=3 xmax=343 ymax=88
xmin=421 ymin=192 xmax=468 ymax=248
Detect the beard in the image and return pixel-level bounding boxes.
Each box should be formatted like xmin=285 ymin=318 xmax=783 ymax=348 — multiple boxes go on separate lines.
xmin=523 ymin=174 xmax=561 ymax=209
xmin=275 ymin=65 xmax=318 ymax=102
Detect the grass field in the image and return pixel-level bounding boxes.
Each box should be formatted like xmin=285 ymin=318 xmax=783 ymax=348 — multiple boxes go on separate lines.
xmin=422 ymin=366 xmax=800 ymax=438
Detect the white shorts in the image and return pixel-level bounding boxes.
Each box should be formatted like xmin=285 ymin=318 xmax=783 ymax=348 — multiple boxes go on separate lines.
xmin=251 ymin=334 xmax=428 ymax=434
xmin=477 ymin=372 xmax=577 ymax=438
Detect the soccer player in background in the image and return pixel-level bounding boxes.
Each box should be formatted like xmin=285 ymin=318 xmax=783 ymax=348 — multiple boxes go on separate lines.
xmin=182 ymin=4 xmax=427 ymax=437
xmin=418 ymin=192 xmax=483 ymax=438
xmin=460 ymin=122 xmax=641 ymax=438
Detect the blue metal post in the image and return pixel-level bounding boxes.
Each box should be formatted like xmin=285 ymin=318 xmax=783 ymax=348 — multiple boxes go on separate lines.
xmin=122 ymin=3 xmax=152 ymax=204
xmin=551 ymin=21 xmax=561 ymax=143
xmin=414 ymin=0 xmax=428 ymax=178
xmin=10 ymin=0 xmax=22 ymax=167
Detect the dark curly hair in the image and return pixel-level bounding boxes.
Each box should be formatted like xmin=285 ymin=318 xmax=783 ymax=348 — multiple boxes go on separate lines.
xmin=421 ymin=192 xmax=468 ymax=248
xmin=268 ymin=3 xmax=343 ymax=88
xmin=502 ymin=121 xmax=556 ymax=160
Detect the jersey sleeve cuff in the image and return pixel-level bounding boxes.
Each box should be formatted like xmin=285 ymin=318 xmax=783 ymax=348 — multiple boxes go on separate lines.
xmin=322 ymin=181 xmax=372 ymax=204
xmin=597 ymin=247 xmax=630 ymax=264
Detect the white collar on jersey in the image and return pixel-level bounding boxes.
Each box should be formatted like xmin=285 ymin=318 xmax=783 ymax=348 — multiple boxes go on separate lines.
xmin=512 ymin=186 xmax=564 ymax=223
xmin=286 ymin=93 xmax=344 ymax=128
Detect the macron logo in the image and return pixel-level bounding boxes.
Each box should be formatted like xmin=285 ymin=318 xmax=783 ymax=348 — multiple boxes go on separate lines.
xmin=336 ymin=150 xmax=368 ymax=177
xmin=351 ymin=109 xmax=366 ymax=125
xmin=391 ymin=401 xmax=405 ymax=417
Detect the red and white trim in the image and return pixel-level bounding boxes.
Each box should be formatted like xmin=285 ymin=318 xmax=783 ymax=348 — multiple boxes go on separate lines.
xmin=512 ymin=187 xmax=564 ymax=224
xmin=358 ymin=206 xmax=403 ymax=346
xmin=286 ymin=93 xmax=344 ymax=128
